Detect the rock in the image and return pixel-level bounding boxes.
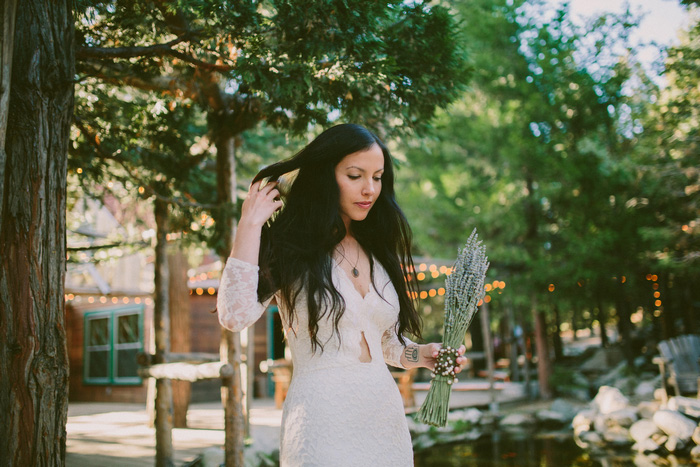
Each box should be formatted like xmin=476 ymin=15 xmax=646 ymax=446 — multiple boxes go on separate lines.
xmin=653 ymin=388 xmax=667 ymax=402
xmin=637 ymin=401 xmax=660 ymax=419
xmin=602 ymin=425 xmax=632 ymax=446
xmin=201 ymin=447 xmax=225 ymax=467
xmin=668 ymin=396 xmax=700 ymax=420
xmin=691 ymin=445 xmax=700 ymax=463
xmin=633 ymin=452 xmax=666 ymax=467
xmin=653 ymin=409 xmax=697 ymax=442
xmin=536 ymin=409 xmax=570 ymax=426
xmin=630 ymin=419 xmax=663 ymax=444
xmin=463 ymin=408 xmax=483 ymax=425
xmin=593 ymin=386 xmax=630 ymax=414
xmin=549 ymin=398 xmax=579 ymax=420
xmin=572 ymin=410 xmax=596 ymax=431
xmin=595 ymin=362 xmax=628 ymax=388
xmin=634 ymin=381 xmax=657 ymax=398
xmin=447 ymin=407 xmax=482 ymax=425
xmin=694 ymin=426 xmax=700 ymax=445
xmin=664 ymin=436 xmax=686 ymax=453
xmin=651 ymin=433 xmax=668 ymax=446
xmin=499 ymin=413 xmax=535 ymax=427
xmin=607 ymin=408 xmax=639 ymax=427
xmin=580 ymin=348 xmax=609 ymax=372
xmin=632 ymin=438 xmax=661 ymax=453
xmin=574 ymin=430 xmax=604 ymax=449
xmin=593 ymin=414 xmax=608 ymax=433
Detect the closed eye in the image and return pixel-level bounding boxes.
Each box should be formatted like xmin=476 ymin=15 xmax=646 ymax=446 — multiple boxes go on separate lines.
xmin=348 ymin=175 xmax=361 ymax=180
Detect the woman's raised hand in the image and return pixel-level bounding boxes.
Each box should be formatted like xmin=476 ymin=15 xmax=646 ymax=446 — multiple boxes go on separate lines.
xmin=240 ymin=180 xmax=283 ymax=229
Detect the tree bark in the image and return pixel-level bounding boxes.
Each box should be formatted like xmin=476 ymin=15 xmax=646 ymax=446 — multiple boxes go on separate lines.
xmin=154 ymin=198 xmax=174 ymax=467
xmin=532 ymin=298 xmax=552 ymax=400
xmin=0 ymin=0 xmax=18 ymax=216
xmin=168 ymin=248 xmax=191 ymax=428
xmin=597 ymin=298 xmax=609 ymax=348
xmin=0 ymin=0 xmax=73 ymax=464
xmin=552 ymin=304 xmax=563 ymax=362
xmin=615 ymin=283 xmax=634 ymax=367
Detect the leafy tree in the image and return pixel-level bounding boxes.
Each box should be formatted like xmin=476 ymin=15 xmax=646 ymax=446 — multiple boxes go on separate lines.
xmin=397 ymin=0 xmax=654 ymax=396
xmin=633 ymin=4 xmax=700 ymax=337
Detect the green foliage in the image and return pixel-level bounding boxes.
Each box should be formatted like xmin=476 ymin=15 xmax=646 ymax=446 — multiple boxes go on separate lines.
xmin=395 ymin=0 xmax=690 ymax=332
xmin=70 ymin=0 xmax=471 ymax=256
xmin=75 ymin=0 xmax=470 ymax=136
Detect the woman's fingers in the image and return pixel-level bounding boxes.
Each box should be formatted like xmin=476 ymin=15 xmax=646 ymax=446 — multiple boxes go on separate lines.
xmin=241 ymin=180 xmax=283 ymax=226
xmin=454 ymin=346 xmax=468 ymax=374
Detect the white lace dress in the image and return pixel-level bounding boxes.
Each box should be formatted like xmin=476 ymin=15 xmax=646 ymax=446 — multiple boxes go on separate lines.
xmin=217 ymin=256 xmax=414 ymax=466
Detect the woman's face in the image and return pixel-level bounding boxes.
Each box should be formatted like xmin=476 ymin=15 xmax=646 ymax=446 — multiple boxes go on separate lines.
xmin=334 ymin=143 xmax=385 ymax=228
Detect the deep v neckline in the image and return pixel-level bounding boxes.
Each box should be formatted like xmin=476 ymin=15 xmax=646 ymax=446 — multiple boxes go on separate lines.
xmin=331 ymin=256 xmax=373 ymax=300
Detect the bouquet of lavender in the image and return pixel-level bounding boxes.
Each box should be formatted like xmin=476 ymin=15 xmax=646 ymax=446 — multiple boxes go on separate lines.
xmin=417 ymin=229 xmax=489 ymax=427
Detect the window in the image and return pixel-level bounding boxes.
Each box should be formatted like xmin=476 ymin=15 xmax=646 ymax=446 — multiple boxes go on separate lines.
xmin=84 ymin=305 xmax=144 ymax=385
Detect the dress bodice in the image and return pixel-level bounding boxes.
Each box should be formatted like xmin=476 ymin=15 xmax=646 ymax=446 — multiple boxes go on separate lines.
xmin=216 ymin=256 xmax=411 ymax=370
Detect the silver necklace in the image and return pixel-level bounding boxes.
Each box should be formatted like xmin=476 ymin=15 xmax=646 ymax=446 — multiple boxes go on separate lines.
xmin=337 ymin=244 xmax=361 ymax=277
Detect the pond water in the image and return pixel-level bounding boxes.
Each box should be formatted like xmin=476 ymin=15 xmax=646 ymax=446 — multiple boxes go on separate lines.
xmin=414 ymin=430 xmax=697 ymax=467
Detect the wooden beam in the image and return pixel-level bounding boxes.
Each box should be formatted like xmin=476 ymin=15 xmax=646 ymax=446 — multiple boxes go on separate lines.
xmin=138 ymin=352 xmax=220 ymax=366
xmin=139 ymin=362 xmax=234 ymax=382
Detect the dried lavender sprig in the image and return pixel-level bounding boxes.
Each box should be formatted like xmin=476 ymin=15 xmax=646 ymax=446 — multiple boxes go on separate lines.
xmin=417 ymin=229 xmax=489 ymax=427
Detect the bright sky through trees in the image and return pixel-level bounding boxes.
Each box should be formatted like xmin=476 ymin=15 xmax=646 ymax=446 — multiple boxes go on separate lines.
xmin=548 ymin=0 xmax=691 ymax=69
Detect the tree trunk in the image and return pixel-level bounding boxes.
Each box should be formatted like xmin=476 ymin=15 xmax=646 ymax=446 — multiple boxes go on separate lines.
xmin=597 ymin=298 xmax=609 ymax=348
xmin=506 ymin=302 xmax=520 ymax=382
xmin=216 ymin=129 xmax=245 ymax=467
xmin=0 ymin=1 xmax=73 ymax=464
xmin=154 ymin=198 xmax=174 ymax=467
xmin=168 ymin=248 xmax=191 ymax=428
xmin=615 ymin=283 xmax=634 ymax=367
xmin=552 ymin=303 xmax=563 ymax=362
xmin=571 ymin=303 xmax=580 ymax=341
xmin=532 ymin=299 xmax=552 ymax=400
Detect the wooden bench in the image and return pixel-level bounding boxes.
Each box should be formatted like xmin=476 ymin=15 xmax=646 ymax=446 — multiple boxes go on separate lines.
xmin=653 ymin=334 xmax=700 ymax=401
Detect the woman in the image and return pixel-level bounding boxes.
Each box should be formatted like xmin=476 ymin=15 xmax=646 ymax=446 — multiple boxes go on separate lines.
xmin=217 ymin=123 xmax=467 ymax=466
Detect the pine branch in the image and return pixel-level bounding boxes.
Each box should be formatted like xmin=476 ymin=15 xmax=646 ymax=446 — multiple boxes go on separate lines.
xmin=76 ymin=34 xmax=191 ymax=60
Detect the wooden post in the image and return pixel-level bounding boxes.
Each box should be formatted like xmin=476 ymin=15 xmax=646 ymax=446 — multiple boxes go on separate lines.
xmin=480 ymin=301 xmax=498 ymax=412
xmin=154 ymin=198 xmax=174 ymax=466
xmin=169 ymin=249 xmax=192 ymax=428
xmin=216 ymin=128 xmax=245 ymax=467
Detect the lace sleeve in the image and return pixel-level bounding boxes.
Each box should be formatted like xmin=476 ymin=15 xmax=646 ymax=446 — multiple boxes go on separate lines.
xmin=381 ymin=326 xmax=415 ymax=369
xmin=217 ymin=257 xmax=273 ymax=332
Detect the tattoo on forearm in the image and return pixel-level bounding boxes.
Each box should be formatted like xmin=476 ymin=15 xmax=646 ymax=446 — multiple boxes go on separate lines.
xmin=404 ymin=345 xmax=419 ymax=363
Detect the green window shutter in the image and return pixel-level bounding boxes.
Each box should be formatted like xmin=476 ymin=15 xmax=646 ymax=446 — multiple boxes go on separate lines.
xmin=83 ymin=305 xmax=144 ymax=386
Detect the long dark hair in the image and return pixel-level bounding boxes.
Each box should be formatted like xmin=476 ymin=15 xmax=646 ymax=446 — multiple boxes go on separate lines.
xmin=253 ymin=123 xmax=421 ymax=352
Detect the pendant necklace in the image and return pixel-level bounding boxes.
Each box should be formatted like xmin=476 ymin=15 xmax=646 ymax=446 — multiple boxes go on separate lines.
xmin=337 ymin=243 xmax=361 ymax=277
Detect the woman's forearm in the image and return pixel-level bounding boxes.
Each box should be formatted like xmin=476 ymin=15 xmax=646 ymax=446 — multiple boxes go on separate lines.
xmin=400 ymin=343 xmax=424 ymax=369
xmin=231 ymin=220 xmax=263 ymax=265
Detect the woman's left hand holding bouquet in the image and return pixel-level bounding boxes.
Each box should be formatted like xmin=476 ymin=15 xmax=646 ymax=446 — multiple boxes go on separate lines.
xmin=401 ymin=343 xmax=468 ymax=375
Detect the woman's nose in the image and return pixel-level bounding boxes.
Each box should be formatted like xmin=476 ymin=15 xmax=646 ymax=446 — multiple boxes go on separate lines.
xmin=362 ymin=180 xmax=376 ymax=195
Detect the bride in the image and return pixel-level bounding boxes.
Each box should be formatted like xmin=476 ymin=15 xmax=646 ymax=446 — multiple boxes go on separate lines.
xmin=217 ymin=123 xmax=467 ymax=466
